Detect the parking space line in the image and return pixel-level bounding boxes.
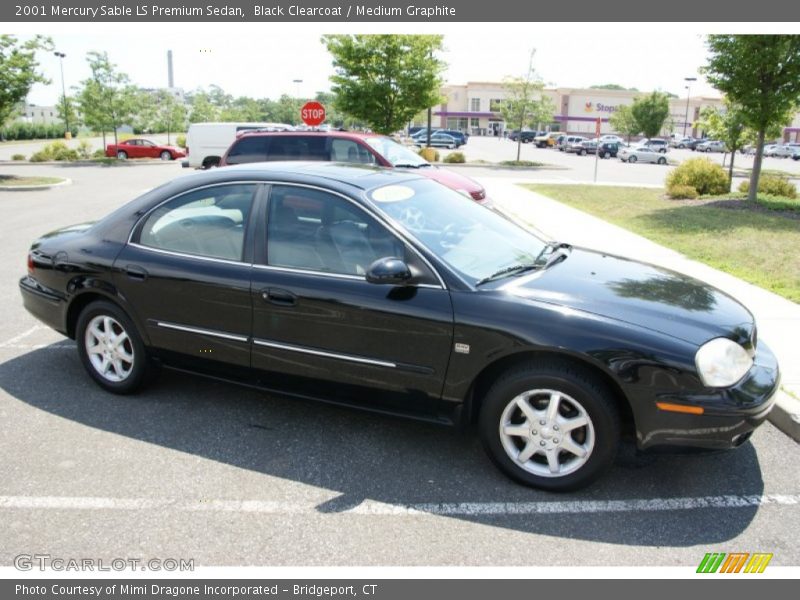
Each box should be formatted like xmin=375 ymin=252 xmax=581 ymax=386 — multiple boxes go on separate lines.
xmin=0 ymin=493 xmax=798 ymax=516
xmin=0 ymin=326 xmax=43 ymax=348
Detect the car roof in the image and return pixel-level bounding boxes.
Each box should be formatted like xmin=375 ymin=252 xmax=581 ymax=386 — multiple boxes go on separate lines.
xmin=236 ymin=130 xmax=384 ymax=142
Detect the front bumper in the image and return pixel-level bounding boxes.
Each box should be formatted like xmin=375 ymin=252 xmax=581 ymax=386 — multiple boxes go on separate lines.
xmin=638 ymin=341 xmax=780 ymax=450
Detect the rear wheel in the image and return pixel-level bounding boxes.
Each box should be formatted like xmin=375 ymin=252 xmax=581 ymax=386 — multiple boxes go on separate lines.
xmin=479 ymin=361 xmax=621 ymax=491
xmin=76 ymin=301 xmax=153 ymax=394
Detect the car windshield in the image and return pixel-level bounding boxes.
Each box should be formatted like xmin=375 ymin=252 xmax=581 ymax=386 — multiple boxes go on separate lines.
xmin=365 ymin=136 xmax=430 ymax=168
xmin=367 ymin=179 xmax=547 ymax=285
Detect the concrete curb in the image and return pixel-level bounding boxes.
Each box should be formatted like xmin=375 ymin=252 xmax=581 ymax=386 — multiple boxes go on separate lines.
xmin=769 ymin=390 xmax=800 ymax=442
xmin=0 ymin=159 xmax=180 ymax=167
xmin=0 ymin=178 xmax=72 ymax=191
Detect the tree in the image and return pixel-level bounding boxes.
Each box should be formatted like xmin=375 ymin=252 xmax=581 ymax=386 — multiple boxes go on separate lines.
xmin=703 ymin=35 xmax=800 ymax=202
xmin=609 ymin=105 xmax=640 ymax=142
xmin=500 ymin=49 xmax=554 ymax=161
xmin=188 ymin=91 xmax=219 ymax=123
xmin=631 ymin=91 xmax=670 ymax=139
xmin=55 ymin=93 xmax=80 ymax=133
xmin=322 ymin=34 xmax=445 ymax=134
xmin=75 ymin=51 xmax=137 ymax=146
xmin=590 ymin=84 xmax=638 ymax=91
xmin=0 ymin=35 xmax=53 ymax=128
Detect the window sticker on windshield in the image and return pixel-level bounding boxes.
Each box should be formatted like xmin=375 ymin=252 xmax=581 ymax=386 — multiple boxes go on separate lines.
xmin=370 ymin=185 xmax=415 ymax=203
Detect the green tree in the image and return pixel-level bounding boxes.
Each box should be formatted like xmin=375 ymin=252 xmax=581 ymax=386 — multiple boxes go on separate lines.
xmin=55 ymin=93 xmax=80 ymax=133
xmin=188 ymin=91 xmax=219 ymax=123
xmin=631 ymin=91 xmax=670 ymax=139
xmin=703 ymin=35 xmax=800 ymax=202
xmin=590 ymin=84 xmax=638 ymax=91
xmin=75 ymin=51 xmax=137 ymax=146
xmin=609 ymin=105 xmax=640 ymax=142
xmin=322 ymin=34 xmax=445 ymax=134
xmin=0 ymin=35 xmax=53 ymax=128
xmin=500 ymin=49 xmax=555 ymax=161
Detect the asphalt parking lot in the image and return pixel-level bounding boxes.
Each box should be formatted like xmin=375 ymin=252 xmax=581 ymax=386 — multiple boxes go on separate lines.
xmin=1 ymin=162 xmax=799 ymax=567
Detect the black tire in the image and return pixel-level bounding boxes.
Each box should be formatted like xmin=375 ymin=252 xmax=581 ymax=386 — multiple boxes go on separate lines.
xmin=628 ymin=155 xmax=638 ymax=163
xmin=116 ymin=150 xmax=127 ymax=160
xmin=659 ymin=148 xmax=667 ymax=153
xmin=658 ymin=156 xmax=667 ymax=165
xmin=479 ymin=360 xmax=621 ymax=491
xmin=75 ymin=300 xmax=154 ymax=394
xmin=160 ymin=150 xmax=172 ymax=161
xmin=579 ymin=149 xmax=586 ymax=156
xmin=202 ymin=157 xmax=220 ymax=169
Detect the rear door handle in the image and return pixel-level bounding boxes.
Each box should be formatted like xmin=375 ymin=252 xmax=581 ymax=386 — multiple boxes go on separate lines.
xmin=124 ymin=264 xmax=148 ymax=281
xmin=262 ymin=288 xmax=297 ymax=306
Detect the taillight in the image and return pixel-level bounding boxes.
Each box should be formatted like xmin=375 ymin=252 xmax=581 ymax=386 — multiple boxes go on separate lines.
xmin=185 ymin=146 xmax=189 ymax=155
xmin=470 ymin=189 xmax=486 ymax=201
xmin=27 ymin=253 xmax=35 ymax=274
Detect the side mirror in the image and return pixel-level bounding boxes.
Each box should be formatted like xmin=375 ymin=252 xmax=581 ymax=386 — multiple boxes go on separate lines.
xmin=365 ymin=257 xmax=412 ymax=286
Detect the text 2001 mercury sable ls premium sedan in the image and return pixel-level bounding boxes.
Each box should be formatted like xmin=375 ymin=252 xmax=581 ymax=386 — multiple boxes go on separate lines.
xmin=19 ymin=162 xmax=779 ymax=491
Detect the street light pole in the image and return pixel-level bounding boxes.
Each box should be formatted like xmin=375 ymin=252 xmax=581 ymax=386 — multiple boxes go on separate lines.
xmin=683 ymin=77 xmax=697 ymax=137
xmin=54 ymin=51 xmax=69 ymax=137
xmin=292 ymin=79 xmax=303 ymax=126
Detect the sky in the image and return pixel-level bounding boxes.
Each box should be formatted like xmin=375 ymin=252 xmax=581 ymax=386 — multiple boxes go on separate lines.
xmin=11 ymin=22 xmax=797 ymax=106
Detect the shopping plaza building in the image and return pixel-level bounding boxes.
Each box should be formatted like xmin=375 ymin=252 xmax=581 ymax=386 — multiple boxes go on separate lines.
xmin=431 ymin=82 xmax=800 ymax=141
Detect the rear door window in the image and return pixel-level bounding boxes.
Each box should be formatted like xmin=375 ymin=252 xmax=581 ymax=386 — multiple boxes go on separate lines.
xmin=226 ymin=137 xmax=268 ymax=164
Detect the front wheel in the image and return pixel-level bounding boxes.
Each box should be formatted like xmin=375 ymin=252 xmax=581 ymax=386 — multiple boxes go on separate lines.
xmin=76 ymin=301 xmax=153 ymax=394
xmin=657 ymin=156 xmax=667 ymax=165
xmin=628 ymin=155 xmax=638 ymax=163
xmin=160 ymin=150 xmax=172 ymax=160
xmin=579 ymin=149 xmax=586 ymax=156
xmin=479 ymin=361 xmax=621 ymax=491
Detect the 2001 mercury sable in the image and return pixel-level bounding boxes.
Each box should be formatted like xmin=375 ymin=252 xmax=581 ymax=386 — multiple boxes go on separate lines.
xmin=19 ymin=162 xmax=780 ymax=491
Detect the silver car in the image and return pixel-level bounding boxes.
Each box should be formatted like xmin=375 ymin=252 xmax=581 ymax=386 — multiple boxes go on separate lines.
xmin=619 ymin=145 xmax=668 ymax=164
xmin=696 ymin=140 xmax=727 ymax=153
xmin=764 ymin=144 xmax=794 ymax=158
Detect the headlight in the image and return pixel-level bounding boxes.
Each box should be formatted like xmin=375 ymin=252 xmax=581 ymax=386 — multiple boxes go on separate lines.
xmin=695 ymin=337 xmax=753 ymax=387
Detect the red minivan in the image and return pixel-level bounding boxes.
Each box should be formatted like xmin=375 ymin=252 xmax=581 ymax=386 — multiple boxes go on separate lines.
xmin=219 ymin=130 xmax=489 ymax=204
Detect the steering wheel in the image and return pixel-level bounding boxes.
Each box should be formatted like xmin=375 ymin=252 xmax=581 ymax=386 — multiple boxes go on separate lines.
xmin=440 ymin=222 xmax=468 ymax=249
xmin=398 ymin=206 xmax=426 ymax=230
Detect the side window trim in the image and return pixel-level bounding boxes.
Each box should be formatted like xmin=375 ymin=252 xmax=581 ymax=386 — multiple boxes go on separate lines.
xmin=129 ymin=181 xmax=259 ymax=264
xmin=260 ymin=183 xmax=445 ymax=288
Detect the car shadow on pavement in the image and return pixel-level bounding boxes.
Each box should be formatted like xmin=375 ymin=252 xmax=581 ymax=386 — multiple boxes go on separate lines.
xmin=0 ymin=344 xmax=766 ymax=547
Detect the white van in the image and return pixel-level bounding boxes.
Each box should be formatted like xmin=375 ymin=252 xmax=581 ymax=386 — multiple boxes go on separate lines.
xmin=183 ymin=122 xmax=294 ymax=169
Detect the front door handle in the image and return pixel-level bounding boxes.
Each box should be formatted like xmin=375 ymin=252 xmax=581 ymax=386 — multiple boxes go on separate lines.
xmin=125 ymin=264 xmax=148 ymax=281
xmin=262 ymin=288 xmax=297 ymax=306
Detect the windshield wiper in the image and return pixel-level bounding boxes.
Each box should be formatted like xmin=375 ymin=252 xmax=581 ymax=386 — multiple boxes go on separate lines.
xmin=534 ymin=241 xmax=572 ymax=268
xmin=393 ymin=162 xmax=431 ymax=168
xmin=475 ymin=263 xmax=540 ymax=286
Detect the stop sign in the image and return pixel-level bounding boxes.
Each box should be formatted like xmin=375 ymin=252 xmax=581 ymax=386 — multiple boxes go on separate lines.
xmin=300 ymin=101 xmax=326 ymax=127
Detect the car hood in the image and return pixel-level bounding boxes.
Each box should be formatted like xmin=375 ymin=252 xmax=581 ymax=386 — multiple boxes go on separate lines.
xmin=410 ymin=165 xmax=483 ymax=193
xmin=504 ymin=247 xmax=755 ymax=347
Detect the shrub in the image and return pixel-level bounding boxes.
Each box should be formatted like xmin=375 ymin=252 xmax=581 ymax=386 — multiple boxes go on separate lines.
xmin=666 ymin=184 xmax=699 ymax=199
xmin=738 ymin=176 xmax=797 ymax=199
xmin=11 ymin=154 xmax=26 ymax=161
xmin=29 ymin=141 xmax=79 ymax=162
xmin=418 ymin=147 xmax=439 ymax=162
xmin=176 ymin=134 xmax=186 ymax=148
xmin=76 ymin=139 xmax=93 ymax=159
xmin=92 ymin=149 xmax=106 ymax=158
xmin=665 ymin=158 xmax=729 ymax=196
xmin=443 ymin=152 xmax=466 ymax=163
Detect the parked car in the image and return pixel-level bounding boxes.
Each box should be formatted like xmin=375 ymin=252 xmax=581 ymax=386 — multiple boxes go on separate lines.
xmin=19 ymin=162 xmax=779 ymax=491
xmin=509 ymin=130 xmax=538 ymax=143
xmin=566 ymin=138 xmax=593 ymax=154
xmin=670 ymin=137 xmax=695 ymax=149
xmin=183 ymin=122 xmax=294 ymax=169
xmin=105 ymin=138 xmax=186 ymax=161
xmin=619 ymin=145 xmax=668 ymax=164
xmin=687 ymin=138 xmax=709 ymax=151
xmin=534 ymin=132 xmax=562 ymax=148
xmin=412 ymin=129 xmax=468 ymax=147
xmin=421 ymin=132 xmax=460 ymax=149
xmin=764 ymin=144 xmax=794 ymax=158
xmin=558 ymin=135 xmax=586 ymax=152
xmin=597 ymin=142 xmax=621 ymax=158
xmin=696 ymin=140 xmax=727 ymax=153
xmin=641 ymin=139 xmax=669 ymax=153
xmin=793 ymin=150 xmax=800 ymax=161
xmin=220 ymin=130 xmax=488 ymax=203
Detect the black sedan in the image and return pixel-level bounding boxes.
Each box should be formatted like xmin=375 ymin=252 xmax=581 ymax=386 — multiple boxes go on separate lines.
xmin=19 ymin=162 xmax=780 ymax=491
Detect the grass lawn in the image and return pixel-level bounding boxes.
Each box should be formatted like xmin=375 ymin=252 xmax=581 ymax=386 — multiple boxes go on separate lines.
xmin=525 ymin=184 xmax=800 ymax=303
xmin=0 ymin=175 xmax=65 ymax=186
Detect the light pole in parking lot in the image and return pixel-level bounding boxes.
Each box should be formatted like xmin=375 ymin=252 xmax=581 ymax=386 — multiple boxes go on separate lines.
xmin=54 ymin=51 xmax=70 ymax=138
xmin=683 ymin=77 xmax=697 ymax=137
xmin=293 ymin=79 xmax=303 ymax=125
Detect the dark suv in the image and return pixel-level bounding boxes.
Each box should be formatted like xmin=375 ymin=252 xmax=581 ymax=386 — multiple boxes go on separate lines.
xmin=508 ymin=130 xmax=538 ymax=143
xmin=220 ymin=131 xmax=488 ymax=203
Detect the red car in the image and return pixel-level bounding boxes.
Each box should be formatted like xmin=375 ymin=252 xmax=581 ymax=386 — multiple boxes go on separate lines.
xmin=106 ymin=138 xmax=186 ymax=161
xmin=219 ymin=131 xmax=488 ymax=204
